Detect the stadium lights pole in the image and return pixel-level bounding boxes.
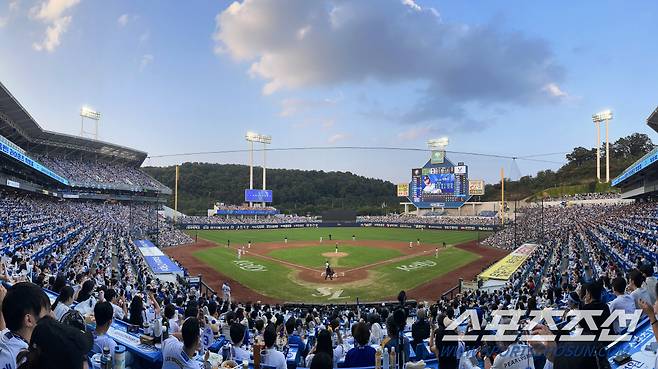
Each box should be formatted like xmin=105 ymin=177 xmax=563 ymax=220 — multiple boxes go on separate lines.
xmin=592 ymin=110 xmax=613 ymax=182
xmin=246 ymin=132 xmax=272 ymax=207
xmin=80 ymin=106 xmax=101 ymax=140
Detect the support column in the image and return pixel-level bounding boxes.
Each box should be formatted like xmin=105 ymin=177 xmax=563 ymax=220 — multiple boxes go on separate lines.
xmin=605 ymin=119 xmax=610 ymax=183
xmin=596 ymin=122 xmax=601 ymax=182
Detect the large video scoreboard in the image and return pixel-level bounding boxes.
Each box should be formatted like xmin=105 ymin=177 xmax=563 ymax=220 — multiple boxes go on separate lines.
xmin=407 ymin=156 xmax=471 ymax=209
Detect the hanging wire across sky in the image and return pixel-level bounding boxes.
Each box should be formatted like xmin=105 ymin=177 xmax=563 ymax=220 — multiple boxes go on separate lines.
xmin=147 ymin=146 xmax=568 ymax=165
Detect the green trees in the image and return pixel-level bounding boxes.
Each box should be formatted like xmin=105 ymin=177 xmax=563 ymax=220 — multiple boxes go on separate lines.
xmin=481 ymin=133 xmax=655 ymax=201
xmin=143 ymin=163 xmax=400 ymax=215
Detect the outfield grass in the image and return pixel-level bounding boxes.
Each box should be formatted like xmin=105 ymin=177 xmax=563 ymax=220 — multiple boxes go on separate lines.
xmin=266 ymin=244 xmax=404 ymax=268
xmin=189 ymin=227 xmax=484 ymax=246
xmin=190 ymin=228 xmax=484 ymax=302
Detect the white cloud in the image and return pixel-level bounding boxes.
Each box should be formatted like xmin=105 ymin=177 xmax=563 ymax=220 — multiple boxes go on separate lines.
xmin=9 ymin=1 xmax=20 ymax=12
xmin=140 ymin=54 xmax=154 ymax=70
xmin=29 ymin=0 xmax=79 ymax=21
xmin=32 ymin=15 xmax=71 ymax=52
xmin=327 ymin=133 xmax=348 ymax=144
xmin=214 ymin=0 xmax=565 ymax=130
xmin=0 ymin=17 xmax=7 ymax=28
xmin=29 ymin=0 xmax=80 ymax=52
xmin=117 ymin=13 xmax=129 ymax=27
xmin=543 ymin=83 xmax=568 ymax=98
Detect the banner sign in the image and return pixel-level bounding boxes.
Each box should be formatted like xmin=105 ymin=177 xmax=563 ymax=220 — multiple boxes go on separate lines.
xmin=430 ymin=150 xmax=445 ymax=164
xmin=478 ymin=244 xmax=537 ymax=281
xmin=245 ymin=189 xmax=273 ymax=203
xmin=179 ymin=222 xmax=498 ymax=232
xmin=468 ymin=180 xmax=485 ymax=196
xmin=397 ymin=183 xmax=409 ymax=197
xmin=135 ymin=239 xmax=183 ymax=274
xmin=612 ymin=147 xmax=658 ymax=186
xmin=358 ymin=222 xmax=498 ymax=232
xmin=215 ymin=209 xmax=279 ymax=216
xmin=180 ymin=223 xmax=320 ymax=231
xmin=6 ymin=179 xmax=19 ymax=188
xmin=0 ymin=140 xmax=69 ymax=185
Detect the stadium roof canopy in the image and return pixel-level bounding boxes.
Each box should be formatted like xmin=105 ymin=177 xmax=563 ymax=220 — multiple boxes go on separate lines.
xmin=0 ymin=81 xmax=147 ymax=165
xmin=648 ymin=106 xmax=658 ymax=134
xmin=611 ymin=106 xmax=658 ymax=197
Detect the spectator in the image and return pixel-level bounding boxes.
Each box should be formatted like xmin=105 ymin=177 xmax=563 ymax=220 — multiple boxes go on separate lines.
xmin=411 ymin=308 xmax=430 ymax=348
xmin=607 ymin=277 xmax=636 ymax=334
xmin=262 ymin=325 xmax=287 ymax=369
xmin=16 ymin=317 xmax=92 ymax=369
xmin=305 ymin=329 xmax=341 ymax=368
xmin=0 ymin=282 xmax=51 ymax=369
xmin=161 ymin=317 xmax=209 ymax=369
xmin=92 ymin=301 xmax=117 ymax=355
xmin=639 ymin=264 xmax=657 ymax=305
xmin=51 ymin=285 xmax=74 ymax=321
xmin=310 ymin=352 xmax=333 ymax=369
xmin=344 ymin=322 xmax=375 ymax=368
xmin=229 ymin=323 xmax=250 ymax=362
xmin=628 ymin=269 xmax=651 ymax=310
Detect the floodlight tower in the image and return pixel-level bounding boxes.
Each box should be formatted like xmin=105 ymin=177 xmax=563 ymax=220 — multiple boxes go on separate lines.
xmin=427 ymin=136 xmax=449 ymax=151
xmin=245 ymin=132 xmax=272 ymax=207
xmin=592 ymin=110 xmax=613 ymax=182
xmin=80 ymin=106 xmax=101 ymax=140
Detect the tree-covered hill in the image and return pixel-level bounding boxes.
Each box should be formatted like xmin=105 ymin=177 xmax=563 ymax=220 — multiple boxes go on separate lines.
xmin=143 ymin=133 xmax=655 ymax=214
xmin=481 ymin=133 xmax=655 ymax=201
xmin=143 ymin=163 xmax=400 ymax=216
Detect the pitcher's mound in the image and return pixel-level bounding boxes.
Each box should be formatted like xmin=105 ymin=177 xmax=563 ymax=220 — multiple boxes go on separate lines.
xmin=322 ymin=252 xmax=348 ymax=258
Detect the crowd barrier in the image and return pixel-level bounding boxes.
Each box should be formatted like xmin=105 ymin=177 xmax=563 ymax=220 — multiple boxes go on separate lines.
xmin=178 ymin=222 xmax=499 ymax=232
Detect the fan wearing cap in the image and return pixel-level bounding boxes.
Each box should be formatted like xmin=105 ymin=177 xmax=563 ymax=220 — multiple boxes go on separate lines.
xmin=16 ymin=316 xmax=92 ymax=369
xmin=92 ymin=302 xmax=117 ymax=356
xmin=161 ymin=317 xmax=210 ymax=369
xmin=0 ymin=282 xmax=51 ymax=369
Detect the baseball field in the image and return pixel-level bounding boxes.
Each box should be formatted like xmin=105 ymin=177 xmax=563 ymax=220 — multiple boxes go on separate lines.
xmin=165 ymin=228 xmax=507 ymax=303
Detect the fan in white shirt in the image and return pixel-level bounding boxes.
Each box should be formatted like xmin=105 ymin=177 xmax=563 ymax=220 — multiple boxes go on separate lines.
xmin=51 ymin=285 xmax=75 ymax=321
xmin=261 ymin=325 xmax=287 ymax=369
xmin=0 ymin=283 xmax=51 ymax=369
xmin=161 ymin=317 xmax=210 ymax=369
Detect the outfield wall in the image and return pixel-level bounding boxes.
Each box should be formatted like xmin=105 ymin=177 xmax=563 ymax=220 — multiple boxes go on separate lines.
xmin=178 ymin=222 xmax=499 ymax=231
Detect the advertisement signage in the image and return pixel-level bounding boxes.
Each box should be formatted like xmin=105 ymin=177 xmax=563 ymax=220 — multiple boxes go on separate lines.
xmin=468 ymin=180 xmax=485 ymax=196
xmin=397 ymin=183 xmax=409 ymax=197
xmin=245 ymin=189 xmax=273 ymax=203
xmin=430 ymin=150 xmax=445 ymax=164
xmin=135 ymin=239 xmax=183 ymax=274
xmin=479 ymin=244 xmax=537 ymax=280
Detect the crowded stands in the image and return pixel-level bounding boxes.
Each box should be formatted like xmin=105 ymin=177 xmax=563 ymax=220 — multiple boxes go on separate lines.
xmin=35 ymin=154 xmax=166 ymax=191
xmin=0 ymin=186 xmax=656 ymax=368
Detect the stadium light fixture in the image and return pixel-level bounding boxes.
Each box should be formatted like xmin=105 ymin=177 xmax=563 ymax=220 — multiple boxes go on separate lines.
xmin=245 ymin=131 xmax=272 ymax=207
xmin=245 ymin=132 xmax=272 ymax=144
xmin=592 ymin=110 xmax=613 ymax=122
xmin=427 ymin=136 xmax=449 ymax=150
xmin=591 ymin=110 xmax=613 ymax=183
xmin=80 ymin=106 xmax=101 ymax=140
xmin=80 ymin=106 xmax=101 ymax=120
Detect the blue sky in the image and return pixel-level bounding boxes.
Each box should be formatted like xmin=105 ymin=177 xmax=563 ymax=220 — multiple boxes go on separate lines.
xmin=1 ymin=0 xmax=657 ymax=185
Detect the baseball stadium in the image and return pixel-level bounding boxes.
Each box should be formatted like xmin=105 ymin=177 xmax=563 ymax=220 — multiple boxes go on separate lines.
xmin=1 ymin=2 xmax=658 ymax=369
